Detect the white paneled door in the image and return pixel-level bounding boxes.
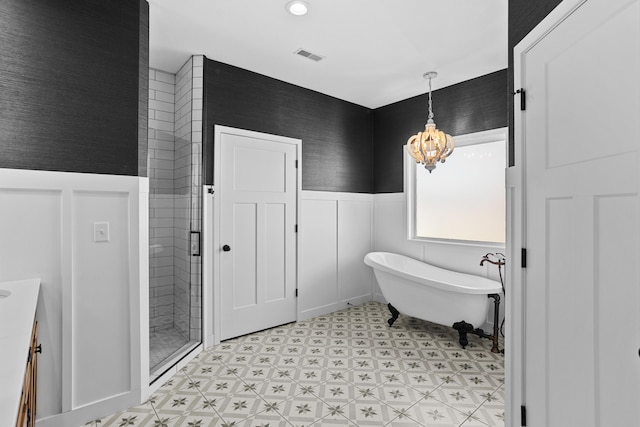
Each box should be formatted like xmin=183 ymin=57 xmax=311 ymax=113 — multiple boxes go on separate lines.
xmin=516 ymin=0 xmax=640 ymax=425
xmin=218 ymin=128 xmax=299 ymax=341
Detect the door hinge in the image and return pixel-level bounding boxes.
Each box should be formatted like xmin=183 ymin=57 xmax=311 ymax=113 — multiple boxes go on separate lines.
xmin=521 ymin=248 xmax=527 ymax=268
xmin=521 ymin=405 xmax=527 ymax=426
xmin=513 ymin=88 xmax=526 ymax=111
xmin=295 ymin=160 xmax=299 ymax=168
xmin=295 ymin=224 xmax=298 ymax=233
xmin=295 ymin=289 xmax=298 ymax=297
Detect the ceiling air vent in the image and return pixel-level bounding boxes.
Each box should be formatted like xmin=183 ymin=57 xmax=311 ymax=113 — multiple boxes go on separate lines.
xmin=294 ymin=48 xmax=324 ymax=62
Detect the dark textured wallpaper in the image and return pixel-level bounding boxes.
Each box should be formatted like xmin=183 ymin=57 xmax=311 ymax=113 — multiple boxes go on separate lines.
xmin=0 ymin=0 xmax=145 ymax=176
xmin=203 ymin=59 xmax=373 ymax=193
xmin=138 ymin=0 xmax=149 ymax=177
xmin=372 ymin=70 xmax=508 ymax=193
xmin=0 ymin=2 xmax=562 ymax=183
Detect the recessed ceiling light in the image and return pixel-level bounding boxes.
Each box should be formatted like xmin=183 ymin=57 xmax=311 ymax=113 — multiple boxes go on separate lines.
xmin=286 ymin=1 xmax=310 ymax=16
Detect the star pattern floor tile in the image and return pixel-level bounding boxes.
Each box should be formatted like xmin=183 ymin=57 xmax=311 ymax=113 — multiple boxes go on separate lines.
xmin=85 ymin=302 xmax=504 ymax=427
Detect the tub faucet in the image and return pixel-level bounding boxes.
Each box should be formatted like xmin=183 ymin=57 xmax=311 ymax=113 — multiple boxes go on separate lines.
xmin=480 ymin=252 xmax=505 ymax=267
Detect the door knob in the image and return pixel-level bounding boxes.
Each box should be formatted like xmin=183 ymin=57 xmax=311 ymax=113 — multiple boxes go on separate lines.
xmin=222 ymin=244 xmax=231 ymax=252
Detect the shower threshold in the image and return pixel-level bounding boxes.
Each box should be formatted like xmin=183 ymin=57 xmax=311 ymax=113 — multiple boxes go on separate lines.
xmin=150 ymin=328 xmax=200 ymax=384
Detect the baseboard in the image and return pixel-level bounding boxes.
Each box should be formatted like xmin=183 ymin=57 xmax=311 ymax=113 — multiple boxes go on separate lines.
xmin=372 ymin=293 xmax=387 ymax=305
xmin=298 ymin=302 xmax=345 ymax=321
xmin=342 ymin=294 xmax=372 ymax=308
xmin=36 ymin=390 xmax=142 ymax=427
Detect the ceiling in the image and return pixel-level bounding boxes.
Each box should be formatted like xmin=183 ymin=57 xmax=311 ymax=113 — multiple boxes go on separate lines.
xmin=148 ymin=0 xmax=508 ymax=109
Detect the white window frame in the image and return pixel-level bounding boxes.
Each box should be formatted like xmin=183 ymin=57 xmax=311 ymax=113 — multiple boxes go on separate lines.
xmin=405 ymin=127 xmax=507 ymax=248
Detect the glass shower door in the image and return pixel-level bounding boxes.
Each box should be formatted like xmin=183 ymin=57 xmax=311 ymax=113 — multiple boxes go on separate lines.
xmin=147 ymin=71 xmax=202 ymax=381
xmin=148 ymin=135 xmax=202 ymax=381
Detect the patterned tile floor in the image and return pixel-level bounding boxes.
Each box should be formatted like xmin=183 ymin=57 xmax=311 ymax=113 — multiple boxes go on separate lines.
xmin=87 ymin=302 xmax=504 ymax=427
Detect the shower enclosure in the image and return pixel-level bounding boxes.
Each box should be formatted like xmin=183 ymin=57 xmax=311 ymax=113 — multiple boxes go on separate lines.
xmin=148 ymin=57 xmax=204 ymax=382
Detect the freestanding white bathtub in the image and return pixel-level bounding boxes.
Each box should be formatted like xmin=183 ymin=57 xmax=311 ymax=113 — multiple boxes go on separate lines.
xmin=364 ymin=252 xmax=502 ymax=348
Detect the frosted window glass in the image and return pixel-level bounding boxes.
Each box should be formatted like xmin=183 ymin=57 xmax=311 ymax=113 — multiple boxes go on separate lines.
xmin=413 ymin=140 xmax=505 ymax=244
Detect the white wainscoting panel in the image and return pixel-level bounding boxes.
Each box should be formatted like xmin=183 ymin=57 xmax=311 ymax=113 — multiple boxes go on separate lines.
xmin=72 ymin=191 xmax=132 ymax=408
xmin=299 ymin=198 xmax=338 ymax=316
xmin=299 ymin=192 xmax=373 ymax=320
xmin=371 ymin=193 xmax=422 ymax=302
xmin=338 ymin=199 xmax=374 ymax=303
xmin=0 ymin=169 xmax=148 ymax=427
xmin=0 ymin=188 xmax=64 ymax=417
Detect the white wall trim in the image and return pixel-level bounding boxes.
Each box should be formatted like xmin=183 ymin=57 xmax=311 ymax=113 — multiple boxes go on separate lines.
xmin=372 ymin=192 xmax=404 ymax=202
xmin=301 ymin=190 xmax=374 ymax=201
xmin=405 ymin=127 xmax=507 ymax=248
xmin=202 ymin=186 xmax=215 ymax=348
xmin=453 ymin=127 xmax=508 ymax=147
xmin=508 ymin=1 xmax=588 ymax=425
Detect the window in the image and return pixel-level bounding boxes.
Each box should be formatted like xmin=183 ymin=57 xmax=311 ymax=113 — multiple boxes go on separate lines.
xmin=405 ymin=128 xmax=506 ymax=246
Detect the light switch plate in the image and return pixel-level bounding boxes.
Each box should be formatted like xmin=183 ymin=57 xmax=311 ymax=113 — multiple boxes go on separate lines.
xmin=94 ymin=222 xmax=110 ymax=242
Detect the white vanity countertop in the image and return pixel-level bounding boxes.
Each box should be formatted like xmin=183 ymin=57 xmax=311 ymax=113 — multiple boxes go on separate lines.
xmin=0 ymin=278 xmax=40 ymax=427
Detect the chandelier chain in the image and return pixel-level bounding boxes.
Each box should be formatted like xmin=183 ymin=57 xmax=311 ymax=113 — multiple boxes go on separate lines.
xmin=427 ymin=75 xmax=434 ymax=121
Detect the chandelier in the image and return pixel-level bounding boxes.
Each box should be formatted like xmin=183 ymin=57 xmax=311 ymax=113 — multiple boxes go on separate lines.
xmin=407 ymin=71 xmax=454 ymax=173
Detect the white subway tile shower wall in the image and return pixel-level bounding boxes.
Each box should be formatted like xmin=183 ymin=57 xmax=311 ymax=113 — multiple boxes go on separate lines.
xmin=148 ymin=57 xmax=203 ymax=345
xmin=148 ymin=68 xmax=176 ymax=333
xmin=174 ymin=58 xmax=194 ymax=340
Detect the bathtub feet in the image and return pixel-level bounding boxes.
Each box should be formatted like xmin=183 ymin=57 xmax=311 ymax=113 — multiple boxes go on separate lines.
xmin=452 ymin=320 xmax=475 ymax=348
xmin=387 ymin=303 xmax=400 ymax=326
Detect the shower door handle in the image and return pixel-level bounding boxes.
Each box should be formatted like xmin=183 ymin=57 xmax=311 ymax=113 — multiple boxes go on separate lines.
xmin=222 ymin=245 xmax=231 ymax=252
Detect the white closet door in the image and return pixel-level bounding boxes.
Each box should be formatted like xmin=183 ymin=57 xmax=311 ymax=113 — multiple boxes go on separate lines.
xmin=218 ymin=129 xmax=298 ymax=341
xmin=517 ymin=0 xmax=640 ymax=425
